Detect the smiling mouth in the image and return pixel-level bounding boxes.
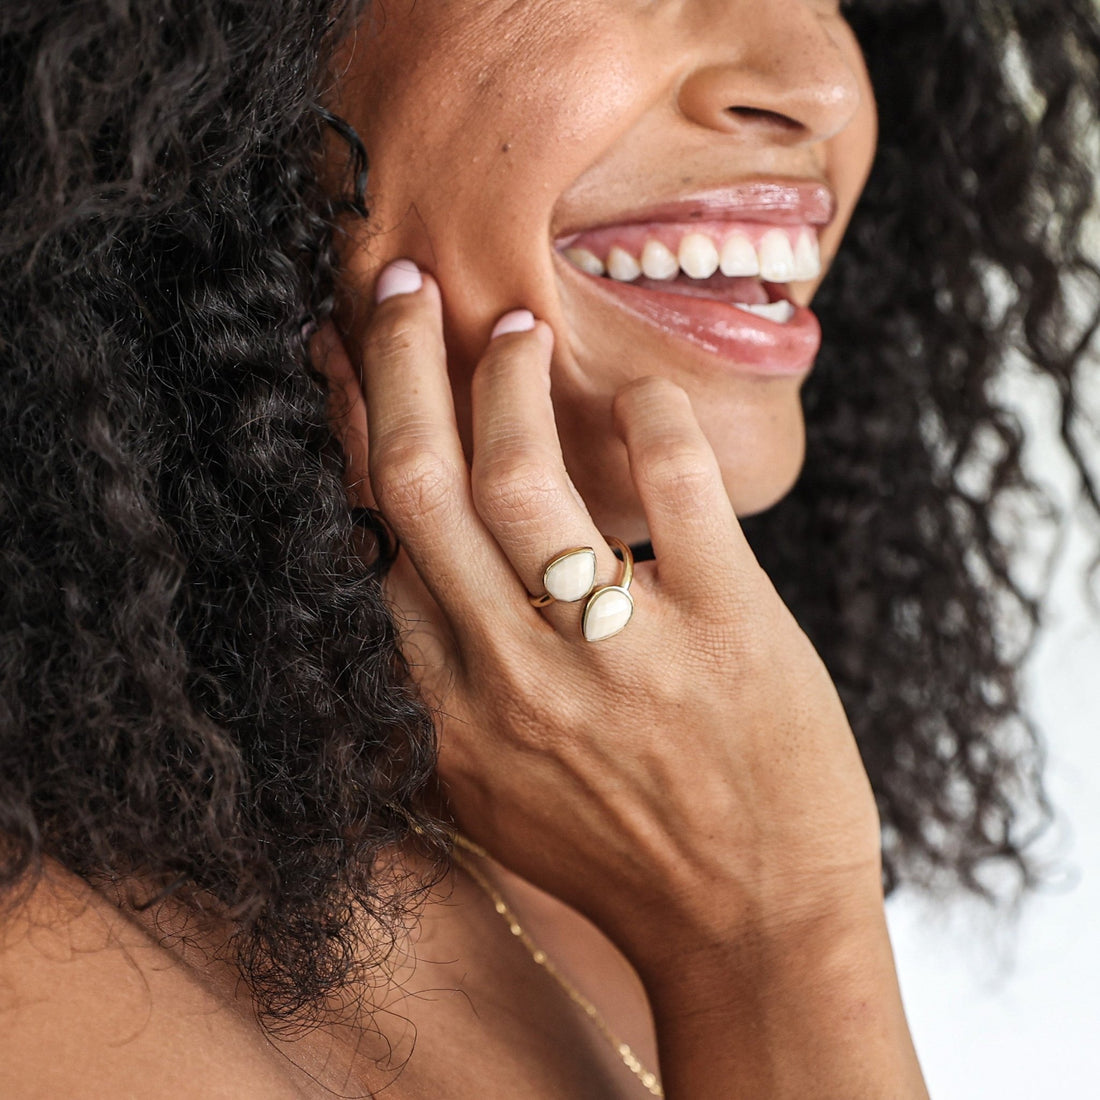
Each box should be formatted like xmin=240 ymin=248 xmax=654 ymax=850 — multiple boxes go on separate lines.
xmin=557 ymin=220 xmax=820 ymax=325
xmin=553 ymin=220 xmax=824 ymax=375
xmin=551 ymin=182 xmax=833 ymax=375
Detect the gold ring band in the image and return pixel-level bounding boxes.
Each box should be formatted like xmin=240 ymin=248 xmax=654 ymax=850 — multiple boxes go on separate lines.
xmin=603 ymin=536 xmax=634 ymax=589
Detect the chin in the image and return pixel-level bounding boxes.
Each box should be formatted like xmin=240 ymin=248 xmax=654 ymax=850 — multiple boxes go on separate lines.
xmin=705 ymin=396 xmax=808 ymax=519
xmin=722 ymin=430 xmax=806 ymax=518
xmin=578 ymin=414 xmax=806 ymax=545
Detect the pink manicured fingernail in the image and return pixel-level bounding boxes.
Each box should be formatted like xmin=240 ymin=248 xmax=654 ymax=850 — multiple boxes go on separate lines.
xmin=375 ymin=259 xmax=423 ymax=303
xmin=491 ymin=309 xmax=536 ymax=338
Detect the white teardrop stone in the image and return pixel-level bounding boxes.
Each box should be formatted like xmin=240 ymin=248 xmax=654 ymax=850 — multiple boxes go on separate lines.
xmin=543 ymin=548 xmax=597 ymax=603
xmin=583 ymin=586 xmax=634 ymax=642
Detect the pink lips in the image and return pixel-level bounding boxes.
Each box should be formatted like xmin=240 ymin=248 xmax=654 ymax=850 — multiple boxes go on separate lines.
xmin=556 ymin=181 xmax=836 ymax=235
xmin=576 ymin=275 xmax=822 ymax=374
xmin=555 ymin=180 xmax=832 ymax=377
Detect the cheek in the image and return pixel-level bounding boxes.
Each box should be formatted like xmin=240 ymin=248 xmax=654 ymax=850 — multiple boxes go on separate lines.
xmin=337 ymin=10 xmax=646 ymax=276
xmin=347 ymin=4 xmax=642 ymax=200
xmin=825 ymin=51 xmax=878 ymax=247
xmin=845 ymin=89 xmax=879 ymax=200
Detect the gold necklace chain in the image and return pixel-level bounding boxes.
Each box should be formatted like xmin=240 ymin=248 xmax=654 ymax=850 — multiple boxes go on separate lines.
xmin=450 ymin=833 xmax=664 ymax=1098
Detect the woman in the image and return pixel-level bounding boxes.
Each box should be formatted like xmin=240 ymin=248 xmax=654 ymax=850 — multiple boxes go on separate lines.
xmin=1 ymin=0 xmax=1097 ymax=1096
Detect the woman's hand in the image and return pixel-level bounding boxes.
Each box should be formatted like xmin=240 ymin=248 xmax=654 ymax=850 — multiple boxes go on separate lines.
xmin=331 ymin=260 xmax=879 ymax=941
xmin=320 ymin=258 xmax=928 ymax=1098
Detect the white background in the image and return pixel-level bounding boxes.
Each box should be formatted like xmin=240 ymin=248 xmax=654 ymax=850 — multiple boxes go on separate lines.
xmin=886 ymin=355 xmax=1100 ymax=1098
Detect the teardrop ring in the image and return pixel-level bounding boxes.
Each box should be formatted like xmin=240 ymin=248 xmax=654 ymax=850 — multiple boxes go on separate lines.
xmin=529 ymin=537 xmax=635 ymax=642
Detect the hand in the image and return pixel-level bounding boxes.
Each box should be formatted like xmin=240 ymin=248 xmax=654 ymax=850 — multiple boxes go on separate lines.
xmin=319 ymin=259 xmax=928 ymax=1099
xmin=320 ymin=259 xmax=882 ymax=961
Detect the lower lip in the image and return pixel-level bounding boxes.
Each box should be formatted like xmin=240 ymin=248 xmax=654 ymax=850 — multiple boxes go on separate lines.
xmin=563 ymin=266 xmax=821 ymax=377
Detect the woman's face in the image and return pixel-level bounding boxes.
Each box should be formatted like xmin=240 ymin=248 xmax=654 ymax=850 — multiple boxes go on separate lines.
xmin=333 ymin=0 xmax=877 ymax=542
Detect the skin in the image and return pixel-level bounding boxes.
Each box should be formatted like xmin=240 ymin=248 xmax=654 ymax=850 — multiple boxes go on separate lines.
xmin=332 ymin=0 xmax=879 ymax=531
xmin=1 ymin=2 xmax=926 ymax=1098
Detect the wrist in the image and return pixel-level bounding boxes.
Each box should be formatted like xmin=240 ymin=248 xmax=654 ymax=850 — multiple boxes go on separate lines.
xmin=625 ymin=889 xmax=928 ymax=1100
xmin=602 ymin=852 xmax=889 ymax=989
xmin=644 ymin=890 xmax=889 ymax=999
xmin=633 ymin=879 xmax=888 ymax=996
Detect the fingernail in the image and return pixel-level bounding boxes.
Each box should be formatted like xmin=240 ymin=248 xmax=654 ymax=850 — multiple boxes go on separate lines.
xmin=375 ymin=259 xmax=423 ymax=303
xmin=491 ymin=309 xmax=536 ymax=338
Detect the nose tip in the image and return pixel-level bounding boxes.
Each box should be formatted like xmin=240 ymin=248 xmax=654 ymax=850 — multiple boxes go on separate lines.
xmin=677 ymin=7 xmax=864 ymax=145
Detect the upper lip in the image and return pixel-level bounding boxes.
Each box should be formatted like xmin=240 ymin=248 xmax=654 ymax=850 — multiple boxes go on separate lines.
xmin=553 ymin=178 xmax=837 ymax=243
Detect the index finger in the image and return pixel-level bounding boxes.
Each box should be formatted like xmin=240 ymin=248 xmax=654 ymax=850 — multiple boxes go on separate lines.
xmin=358 ymin=260 xmax=522 ymax=621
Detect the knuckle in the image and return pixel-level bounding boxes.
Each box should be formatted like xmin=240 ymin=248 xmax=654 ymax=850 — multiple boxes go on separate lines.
xmin=372 ymin=443 xmax=462 ymax=522
xmin=364 ymin=312 xmax=423 ymax=367
xmin=474 ymin=453 xmax=561 ymax=526
xmin=709 ymin=592 xmax=787 ymax=673
xmin=637 ymin=442 xmax=714 ymax=501
xmin=693 ymin=611 xmax=764 ymax=672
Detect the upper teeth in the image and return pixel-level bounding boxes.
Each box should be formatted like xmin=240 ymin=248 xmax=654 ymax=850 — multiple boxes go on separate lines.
xmin=564 ymin=228 xmax=821 ymax=285
xmin=679 ymin=233 xmax=720 ymax=279
xmin=607 ymin=246 xmax=642 ymax=282
xmin=641 ymin=239 xmax=679 ymax=280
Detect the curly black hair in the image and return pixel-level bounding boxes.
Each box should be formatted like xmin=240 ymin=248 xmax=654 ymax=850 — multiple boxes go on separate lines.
xmin=1 ymin=0 xmax=1097 ymax=1024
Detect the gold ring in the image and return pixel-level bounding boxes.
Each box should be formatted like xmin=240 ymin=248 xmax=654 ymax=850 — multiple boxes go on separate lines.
xmin=528 ymin=537 xmax=635 ymax=641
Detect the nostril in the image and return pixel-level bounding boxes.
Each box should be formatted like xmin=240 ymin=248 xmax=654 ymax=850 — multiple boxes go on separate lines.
xmin=725 ymin=105 xmax=802 ymax=131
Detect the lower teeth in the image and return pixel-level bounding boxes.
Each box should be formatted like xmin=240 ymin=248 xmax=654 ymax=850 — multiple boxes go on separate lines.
xmin=733 ymin=301 xmax=795 ymax=323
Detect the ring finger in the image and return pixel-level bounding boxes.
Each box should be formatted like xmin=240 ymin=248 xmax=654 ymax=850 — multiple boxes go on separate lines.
xmin=470 ymin=309 xmax=631 ymax=641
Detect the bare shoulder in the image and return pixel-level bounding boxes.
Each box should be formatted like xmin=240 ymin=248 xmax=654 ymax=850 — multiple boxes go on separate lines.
xmin=0 ymin=864 xmax=306 ymax=1100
